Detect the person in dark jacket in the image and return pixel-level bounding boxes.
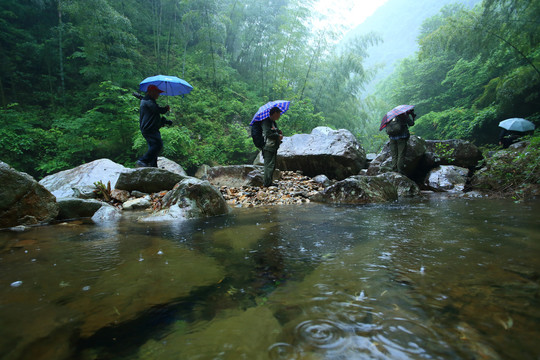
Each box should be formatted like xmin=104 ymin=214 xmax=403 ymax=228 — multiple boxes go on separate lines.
xmin=498 ymin=128 xmax=521 ymax=149
xmin=137 ymin=85 xmax=171 ymax=167
xmin=388 ymin=110 xmax=415 ymax=174
xmin=262 ymin=107 xmax=283 ymax=187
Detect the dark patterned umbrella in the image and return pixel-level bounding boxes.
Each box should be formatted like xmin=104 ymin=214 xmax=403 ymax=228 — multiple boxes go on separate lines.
xmin=379 ymin=105 xmax=415 ymax=131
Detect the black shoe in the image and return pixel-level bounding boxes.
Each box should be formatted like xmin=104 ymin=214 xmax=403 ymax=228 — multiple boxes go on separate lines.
xmin=136 ymin=160 xmax=149 ymax=168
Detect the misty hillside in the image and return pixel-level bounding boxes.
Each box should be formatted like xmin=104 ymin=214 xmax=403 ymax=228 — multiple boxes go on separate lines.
xmin=343 ymin=0 xmax=481 ymax=94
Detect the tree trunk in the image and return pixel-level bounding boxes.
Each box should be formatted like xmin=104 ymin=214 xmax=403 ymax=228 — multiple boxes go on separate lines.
xmin=58 ymin=0 xmax=65 ymax=105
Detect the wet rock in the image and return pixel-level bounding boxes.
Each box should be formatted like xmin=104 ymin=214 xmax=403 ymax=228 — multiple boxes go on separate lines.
xmin=131 ymin=190 xmax=148 ymax=198
xmin=376 ymin=172 xmax=421 ymax=197
xmin=138 ymin=307 xmax=281 ymax=359
xmin=91 ymin=204 xmax=122 ymax=222
xmin=115 ymin=167 xmax=186 ymax=194
xmin=276 ymin=126 xmax=366 ymax=180
xmin=425 ymin=165 xmax=469 ymax=192
xmin=56 ymin=198 xmax=104 ymax=220
xmin=194 ymin=164 xmax=211 ymax=179
xmin=311 ymin=175 xmax=398 ymax=204
xmin=122 ymin=196 xmax=152 ymax=210
xmin=110 ymin=189 xmax=130 ymax=202
xmin=0 ymin=161 xmax=59 ymax=228
xmin=423 ymin=139 xmax=483 ymax=169
xmin=39 ymin=158 xmax=127 ymax=199
xmin=67 ymin=239 xmax=225 ymax=337
xmin=312 ymin=174 xmax=331 ymax=187
xmin=140 ymin=177 xmax=229 ymax=221
xmin=157 ymin=156 xmax=187 ymax=176
xmin=367 ymin=136 xmax=426 ymax=178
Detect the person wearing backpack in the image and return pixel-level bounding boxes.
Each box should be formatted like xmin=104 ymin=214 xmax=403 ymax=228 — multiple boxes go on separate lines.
xmin=386 ymin=110 xmax=416 ymax=174
xmin=261 ymin=107 xmax=283 ymax=187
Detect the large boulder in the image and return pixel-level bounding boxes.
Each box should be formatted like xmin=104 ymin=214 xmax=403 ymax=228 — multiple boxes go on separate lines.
xmin=425 ymin=165 xmax=469 ymax=192
xmin=276 ymin=127 xmax=366 ymax=180
xmin=367 ymin=136 xmax=426 ymax=178
xmin=157 ymin=156 xmax=187 ymax=176
xmin=423 ymin=139 xmax=483 ymax=169
xmin=0 ymin=161 xmax=59 ymax=228
xmin=39 ymin=159 xmax=127 ymax=199
xmin=139 ymin=177 xmax=229 ymax=221
xmin=311 ymin=175 xmax=398 ymax=204
xmin=115 ymin=168 xmax=186 ymax=193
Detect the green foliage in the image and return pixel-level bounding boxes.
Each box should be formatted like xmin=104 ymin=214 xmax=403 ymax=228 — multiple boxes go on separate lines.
xmin=372 ymin=0 xmax=540 ymax=146
xmin=475 ymin=132 xmax=540 ymax=200
xmin=1 ymin=0 xmax=538 ymax=178
xmin=93 ymin=180 xmax=112 ymax=202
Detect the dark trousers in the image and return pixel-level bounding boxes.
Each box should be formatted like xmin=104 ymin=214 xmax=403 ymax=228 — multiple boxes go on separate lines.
xmin=140 ymin=131 xmax=163 ymax=167
xmin=263 ymin=148 xmax=277 ymax=186
xmin=389 ymin=137 xmax=408 ymax=174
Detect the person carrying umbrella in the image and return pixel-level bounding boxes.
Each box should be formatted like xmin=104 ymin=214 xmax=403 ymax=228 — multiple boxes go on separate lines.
xmin=251 ymin=100 xmax=289 ymax=187
xmin=498 ymin=118 xmax=535 ymax=148
xmin=262 ymin=107 xmax=284 ymax=187
xmin=380 ymin=105 xmax=416 ymax=174
xmin=136 ymin=84 xmax=172 ymax=168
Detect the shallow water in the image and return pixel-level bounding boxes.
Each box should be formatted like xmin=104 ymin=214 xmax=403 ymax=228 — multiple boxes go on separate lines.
xmin=1 ymin=195 xmax=539 ymax=360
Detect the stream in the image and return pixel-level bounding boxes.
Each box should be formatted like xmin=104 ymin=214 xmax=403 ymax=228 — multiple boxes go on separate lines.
xmin=1 ymin=194 xmax=539 ymax=360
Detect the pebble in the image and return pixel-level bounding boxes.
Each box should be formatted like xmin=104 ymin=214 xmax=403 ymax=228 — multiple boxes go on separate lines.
xmin=217 ymin=171 xmax=325 ymax=208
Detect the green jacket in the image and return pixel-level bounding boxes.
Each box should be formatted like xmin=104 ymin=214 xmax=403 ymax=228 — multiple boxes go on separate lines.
xmin=261 ymin=118 xmax=281 ymax=151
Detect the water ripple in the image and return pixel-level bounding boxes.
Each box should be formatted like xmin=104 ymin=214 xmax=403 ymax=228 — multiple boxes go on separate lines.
xmin=294 ymin=319 xmax=349 ymax=350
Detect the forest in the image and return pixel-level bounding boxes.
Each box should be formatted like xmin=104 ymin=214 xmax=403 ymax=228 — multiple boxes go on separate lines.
xmin=0 ymin=0 xmax=538 ymax=178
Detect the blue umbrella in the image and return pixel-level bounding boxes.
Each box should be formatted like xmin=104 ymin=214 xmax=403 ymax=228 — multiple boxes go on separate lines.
xmin=498 ymin=118 xmax=535 ymax=132
xmin=139 ymin=75 xmax=193 ymax=96
xmin=250 ymin=100 xmax=291 ymax=125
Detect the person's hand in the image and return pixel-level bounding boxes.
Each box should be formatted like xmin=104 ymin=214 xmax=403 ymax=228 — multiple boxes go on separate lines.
xmin=279 ymin=134 xmax=283 ymax=141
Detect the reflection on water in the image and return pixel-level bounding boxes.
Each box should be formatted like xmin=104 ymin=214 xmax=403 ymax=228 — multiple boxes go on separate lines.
xmin=0 ymin=195 xmax=539 ymax=360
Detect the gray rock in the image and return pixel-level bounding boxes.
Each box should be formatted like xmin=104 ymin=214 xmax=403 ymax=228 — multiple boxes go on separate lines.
xmin=91 ymin=204 xmax=122 ymax=222
xmin=115 ymin=168 xmax=186 ymax=193
xmin=367 ymin=136 xmax=426 ymax=177
xmin=312 ymin=174 xmax=331 ymax=187
xmin=425 ymin=165 xmax=469 ymax=192
xmin=194 ymin=164 xmax=212 ymax=179
xmin=157 ymin=157 xmax=187 ymax=176
xmin=39 ymin=159 xmax=127 ymax=199
xmin=276 ymin=126 xmax=366 ymax=180
xmin=57 ymin=198 xmax=104 ymax=220
xmin=0 ymin=161 xmax=59 ymax=228
xmin=253 ymin=152 xmax=263 ymax=166
xmin=366 ymin=153 xmax=377 ymax=162
xmin=311 ymin=175 xmax=398 ymax=204
xmin=140 ymin=177 xmax=229 ymax=221
xmin=111 ymin=189 xmax=130 ymax=202
xmin=376 ymin=172 xmax=420 ymax=197
xmin=123 ymin=196 xmax=152 ymax=210
xmin=131 ymin=190 xmax=148 ymax=198
xmin=423 ymin=139 xmax=483 ymax=169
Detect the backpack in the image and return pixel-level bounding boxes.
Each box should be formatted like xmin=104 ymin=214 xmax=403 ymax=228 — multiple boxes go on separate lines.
xmin=385 ymin=117 xmax=404 ymax=137
xmin=251 ymin=121 xmax=265 ymax=149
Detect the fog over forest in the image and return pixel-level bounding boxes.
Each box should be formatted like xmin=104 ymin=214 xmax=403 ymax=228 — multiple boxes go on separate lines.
xmin=0 ymin=0 xmax=538 ymax=176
